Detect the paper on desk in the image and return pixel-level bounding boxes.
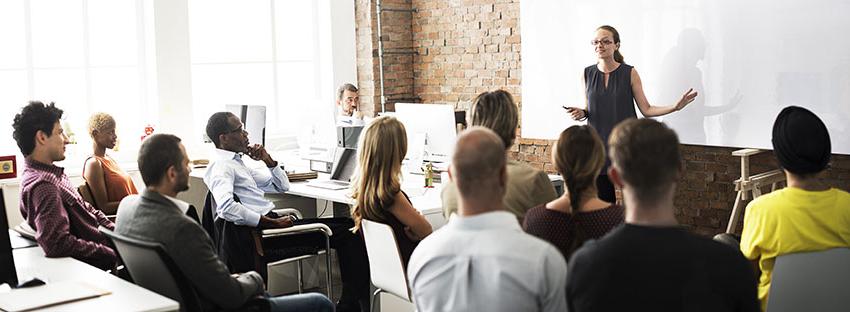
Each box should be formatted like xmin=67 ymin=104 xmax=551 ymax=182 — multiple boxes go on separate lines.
xmin=12 ymin=223 xmax=35 ymax=241
xmin=0 ymin=281 xmax=111 ymax=312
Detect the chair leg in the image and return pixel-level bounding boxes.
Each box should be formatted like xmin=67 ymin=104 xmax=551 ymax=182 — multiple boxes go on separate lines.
xmin=325 ymin=234 xmax=333 ymax=300
xmin=370 ymin=288 xmax=383 ymax=312
xmin=296 ymin=259 xmax=303 ymax=294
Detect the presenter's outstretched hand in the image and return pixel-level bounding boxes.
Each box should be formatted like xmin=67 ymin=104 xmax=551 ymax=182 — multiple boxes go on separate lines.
xmin=675 ymin=88 xmax=699 ymax=111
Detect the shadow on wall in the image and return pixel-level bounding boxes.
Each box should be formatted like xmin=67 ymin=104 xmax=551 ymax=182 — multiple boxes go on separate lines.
xmin=660 ymin=28 xmax=741 ymax=145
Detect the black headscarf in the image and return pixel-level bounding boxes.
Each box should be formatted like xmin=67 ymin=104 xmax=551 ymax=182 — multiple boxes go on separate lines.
xmin=771 ymin=106 xmax=831 ymax=175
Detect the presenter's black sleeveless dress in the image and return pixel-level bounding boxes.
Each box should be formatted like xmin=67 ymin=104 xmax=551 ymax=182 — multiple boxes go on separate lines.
xmin=585 ymin=63 xmax=636 ymax=202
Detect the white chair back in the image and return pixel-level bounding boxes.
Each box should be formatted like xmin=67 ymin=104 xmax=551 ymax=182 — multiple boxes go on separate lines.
xmin=767 ymin=248 xmax=850 ymax=312
xmin=361 ymin=219 xmax=411 ymax=302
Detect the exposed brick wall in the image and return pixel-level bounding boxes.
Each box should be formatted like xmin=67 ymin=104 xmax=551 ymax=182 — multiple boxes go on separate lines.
xmin=354 ymin=0 xmax=380 ymax=117
xmin=412 ymin=1 xmax=522 ymax=104
xmin=354 ymin=0 xmax=850 ymax=236
xmin=379 ymin=0 xmax=416 ymax=111
xmin=355 ymin=0 xmax=416 ymax=115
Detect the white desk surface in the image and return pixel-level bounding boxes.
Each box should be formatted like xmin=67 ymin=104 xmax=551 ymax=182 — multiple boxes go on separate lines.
xmin=287 ymin=180 xmax=444 ymax=216
xmin=12 ymin=247 xmax=179 ymax=312
xmin=189 ymin=164 xmax=446 ymax=225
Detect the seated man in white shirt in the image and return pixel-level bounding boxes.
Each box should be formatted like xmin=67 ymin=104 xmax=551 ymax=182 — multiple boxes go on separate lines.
xmin=204 ymin=112 xmax=371 ymax=312
xmin=407 ymin=127 xmax=567 ymax=312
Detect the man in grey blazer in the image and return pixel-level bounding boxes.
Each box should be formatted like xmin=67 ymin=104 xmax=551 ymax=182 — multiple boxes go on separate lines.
xmin=116 ymin=134 xmax=332 ymax=312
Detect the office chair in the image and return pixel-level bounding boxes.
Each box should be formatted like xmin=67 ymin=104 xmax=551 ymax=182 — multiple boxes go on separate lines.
xmin=766 ymin=248 xmax=850 ymax=312
xmin=201 ymin=192 xmax=333 ymax=298
xmin=99 ymin=227 xmax=269 ymax=312
xmin=360 ymin=219 xmax=412 ymax=312
xmin=77 ymin=182 xmax=116 ymax=222
xmin=712 ymin=233 xmax=741 ymax=251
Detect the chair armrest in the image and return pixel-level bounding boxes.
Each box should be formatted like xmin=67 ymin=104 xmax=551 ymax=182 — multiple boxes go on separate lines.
xmin=261 ymin=223 xmax=333 ymax=237
xmin=272 ymin=208 xmax=302 ymax=219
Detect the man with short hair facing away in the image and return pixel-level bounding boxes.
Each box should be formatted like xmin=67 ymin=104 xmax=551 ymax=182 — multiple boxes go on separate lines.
xmin=566 ymin=118 xmax=758 ymax=312
xmin=408 ymin=127 xmax=567 ymax=312
xmin=13 ymin=101 xmax=117 ymax=270
xmin=116 ymin=134 xmax=333 ymax=312
xmin=336 ymin=83 xmax=365 ymax=126
xmin=740 ymin=106 xmax=850 ymax=311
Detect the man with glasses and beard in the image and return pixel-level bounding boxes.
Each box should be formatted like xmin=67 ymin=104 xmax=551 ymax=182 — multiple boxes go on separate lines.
xmin=204 ymin=112 xmax=371 ymax=311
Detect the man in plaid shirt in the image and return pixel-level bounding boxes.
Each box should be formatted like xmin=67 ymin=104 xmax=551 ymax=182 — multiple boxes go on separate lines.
xmin=13 ymin=101 xmax=117 ymax=270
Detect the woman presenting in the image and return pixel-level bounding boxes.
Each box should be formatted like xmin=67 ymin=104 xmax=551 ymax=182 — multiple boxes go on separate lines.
xmin=565 ymin=25 xmax=698 ymax=202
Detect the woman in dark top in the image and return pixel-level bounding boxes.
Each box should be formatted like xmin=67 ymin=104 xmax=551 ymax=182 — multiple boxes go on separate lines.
xmin=565 ymin=25 xmax=698 ymax=202
xmin=523 ymin=125 xmax=624 ymax=260
xmin=351 ymin=116 xmax=433 ymax=268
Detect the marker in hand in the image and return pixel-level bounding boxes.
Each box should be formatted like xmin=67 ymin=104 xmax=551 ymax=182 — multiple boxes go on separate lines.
xmin=563 ymin=106 xmax=586 ymax=121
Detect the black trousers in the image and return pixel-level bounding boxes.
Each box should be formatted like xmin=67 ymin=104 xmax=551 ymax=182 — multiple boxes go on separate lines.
xmin=263 ymin=217 xmax=370 ymax=308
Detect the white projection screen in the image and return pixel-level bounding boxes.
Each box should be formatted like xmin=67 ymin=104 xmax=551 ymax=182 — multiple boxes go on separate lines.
xmin=520 ymin=0 xmax=850 ymax=154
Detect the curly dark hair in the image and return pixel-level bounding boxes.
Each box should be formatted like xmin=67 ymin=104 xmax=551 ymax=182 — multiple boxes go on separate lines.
xmin=12 ymin=101 xmax=64 ymax=156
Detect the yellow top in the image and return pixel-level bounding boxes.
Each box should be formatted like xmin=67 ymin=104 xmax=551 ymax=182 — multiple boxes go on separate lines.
xmin=740 ymin=187 xmax=850 ymax=311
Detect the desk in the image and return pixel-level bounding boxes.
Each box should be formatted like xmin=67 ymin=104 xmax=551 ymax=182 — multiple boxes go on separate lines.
xmin=8 ymin=229 xmax=36 ymax=249
xmin=189 ymin=165 xmax=448 ymax=229
xmin=12 ymin=247 xmax=178 ymax=312
xmin=286 ymin=180 xmax=448 ymax=229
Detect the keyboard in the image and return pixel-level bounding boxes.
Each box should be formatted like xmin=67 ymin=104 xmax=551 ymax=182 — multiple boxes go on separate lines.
xmin=307 ymin=180 xmax=350 ymax=190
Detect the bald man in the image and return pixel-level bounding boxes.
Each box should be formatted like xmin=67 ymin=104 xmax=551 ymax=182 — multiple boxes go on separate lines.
xmin=407 ymin=127 xmax=567 ymax=312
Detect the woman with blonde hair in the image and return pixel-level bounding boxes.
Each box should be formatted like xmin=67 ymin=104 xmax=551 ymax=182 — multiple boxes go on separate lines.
xmin=351 ymin=116 xmax=432 ymax=267
xmin=522 ymin=125 xmax=624 ymax=260
xmin=83 ymin=113 xmax=138 ymax=215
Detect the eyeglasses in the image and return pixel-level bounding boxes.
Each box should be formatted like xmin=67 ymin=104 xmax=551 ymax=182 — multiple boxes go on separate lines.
xmin=225 ymin=126 xmax=246 ymax=135
xmin=591 ymin=39 xmax=615 ymax=46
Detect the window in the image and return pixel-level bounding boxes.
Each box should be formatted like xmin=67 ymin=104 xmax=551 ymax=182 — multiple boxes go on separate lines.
xmin=0 ymin=0 xmax=153 ymax=167
xmin=188 ymin=0 xmax=321 ymax=146
xmin=0 ymin=0 xmax=354 ymax=173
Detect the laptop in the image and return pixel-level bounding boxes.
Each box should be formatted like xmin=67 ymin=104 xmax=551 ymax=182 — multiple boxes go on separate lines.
xmin=307 ymin=147 xmax=357 ymax=190
xmin=0 ymin=188 xmax=19 ymax=287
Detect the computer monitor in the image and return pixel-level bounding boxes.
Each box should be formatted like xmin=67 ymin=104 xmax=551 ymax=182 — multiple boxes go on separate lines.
xmin=330 ymin=147 xmax=357 ymax=182
xmin=394 ymin=103 xmax=457 ymax=163
xmin=226 ymin=105 xmax=266 ymax=146
xmin=337 ymin=126 xmax=363 ymax=149
xmin=0 ymin=188 xmax=18 ymax=287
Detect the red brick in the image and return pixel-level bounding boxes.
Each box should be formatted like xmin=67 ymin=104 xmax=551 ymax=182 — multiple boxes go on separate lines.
xmin=355 ymin=0 xmax=850 ymax=236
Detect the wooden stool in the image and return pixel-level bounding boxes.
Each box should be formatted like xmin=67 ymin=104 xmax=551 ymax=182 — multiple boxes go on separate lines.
xmin=725 ymin=149 xmax=786 ymax=234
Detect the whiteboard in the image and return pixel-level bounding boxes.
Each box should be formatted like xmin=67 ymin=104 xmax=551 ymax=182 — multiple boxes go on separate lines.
xmin=520 ymin=0 xmax=850 ymax=154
